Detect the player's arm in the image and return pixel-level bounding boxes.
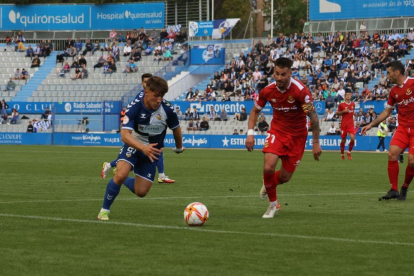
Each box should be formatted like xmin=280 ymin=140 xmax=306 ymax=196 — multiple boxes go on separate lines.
xmin=172 ymin=126 xmax=185 ymax=154
xmin=361 ymin=107 xmax=393 ymax=135
xmin=307 ymin=109 xmax=322 ymax=161
xmin=245 ymin=105 xmax=261 ymax=152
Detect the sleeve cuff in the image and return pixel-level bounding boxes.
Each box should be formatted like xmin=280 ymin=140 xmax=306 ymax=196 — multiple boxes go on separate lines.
xmin=254 ymin=102 xmax=263 ymax=110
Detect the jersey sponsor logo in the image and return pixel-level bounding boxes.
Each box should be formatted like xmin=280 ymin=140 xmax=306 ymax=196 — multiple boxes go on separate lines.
xmin=274 ymin=105 xmax=298 ymax=112
xmin=138 ymin=124 xmax=165 ymax=134
xmin=397 ymin=96 xmax=414 ymax=106
xmin=287 ymin=96 xmax=295 ymax=103
xmin=123 ymin=115 xmax=129 ymax=125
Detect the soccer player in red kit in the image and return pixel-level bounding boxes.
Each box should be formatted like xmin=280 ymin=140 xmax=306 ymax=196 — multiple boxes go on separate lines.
xmin=245 ymin=57 xmax=322 ymax=218
xmin=362 ymin=60 xmax=414 ymax=200
xmin=336 ymin=89 xmax=356 ymax=160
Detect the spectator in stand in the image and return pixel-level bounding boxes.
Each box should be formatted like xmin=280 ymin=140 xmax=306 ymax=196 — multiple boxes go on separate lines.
xmin=41 ymin=107 xmax=51 ymax=120
xmin=124 ymin=59 xmax=137 ymax=73
xmin=26 ymin=45 xmax=34 ymax=59
xmin=327 ymin=123 xmax=337 ymax=135
xmin=71 ymin=56 xmax=80 ymax=68
xmin=123 ymin=42 xmax=132 ymax=57
xmin=31 ymin=55 xmax=41 ymax=68
xmin=199 ymin=117 xmax=209 ymax=131
xmin=109 ymin=60 xmax=117 ymax=72
xmin=7 ymin=108 xmax=19 ymax=124
xmin=62 ymin=62 xmax=70 ymax=74
xmin=131 ymin=48 xmax=142 ymax=62
xmin=191 ymin=107 xmax=199 ymax=120
xmin=91 ymin=40 xmax=101 ymax=55
xmin=184 ymin=87 xmax=194 ymax=101
xmin=74 ymin=38 xmax=82 ymax=54
xmin=0 ymin=99 xmax=9 ymax=120
xmin=175 ymin=106 xmax=185 ymax=120
xmin=20 ymin=68 xmax=29 ymax=82
xmin=16 ymin=41 xmax=25 ymax=52
xmin=26 ymin=120 xmax=34 ymax=133
xmin=387 ymin=117 xmax=397 ymax=133
xmin=81 ymin=64 xmax=88 ymax=79
xmin=325 ymin=91 xmax=335 ymax=109
xmin=232 ymin=129 xmax=239 ymax=135
xmin=159 ymin=28 xmax=168 ymax=43
xmin=219 ymin=108 xmax=228 ymax=121
xmin=56 ymin=52 xmax=64 ymax=64
xmin=326 ymin=108 xmax=336 ymax=121
xmin=82 ymin=39 xmax=92 ymax=56
xmin=162 ymin=48 xmax=173 ymax=61
xmin=93 ymin=55 xmax=106 ymax=71
xmin=103 ymin=62 xmax=112 ymax=76
xmin=234 ymin=107 xmax=248 ymax=121
xmin=153 ymin=48 xmax=162 ymax=63
xmin=5 ymin=78 xmax=16 ymax=91
xmin=150 ymin=29 xmax=159 ymax=43
xmin=72 ymin=67 xmax=82 ymax=80
xmin=79 ymin=55 xmax=87 ymax=67
xmin=176 ymin=28 xmax=187 ymax=44
xmin=257 ymin=117 xmax=269 ymax=134
xmin=187 ymin=119 xmax=197 ymax=131
xmin=184 ymin=107 xmax=192 ymax=120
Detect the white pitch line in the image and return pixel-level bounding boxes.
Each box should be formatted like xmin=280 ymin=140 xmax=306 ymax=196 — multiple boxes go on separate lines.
xmin=0 ymin=192 xmax=385 ymax=205
xmin=0 ymin=213 xmax=413 ymax=247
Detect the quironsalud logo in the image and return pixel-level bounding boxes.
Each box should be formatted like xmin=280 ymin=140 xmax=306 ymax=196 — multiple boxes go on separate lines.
xmin=9 ymin=10 xmax=21 ymax=24
xmin=65 ymin=103 xmax=72 ymax=112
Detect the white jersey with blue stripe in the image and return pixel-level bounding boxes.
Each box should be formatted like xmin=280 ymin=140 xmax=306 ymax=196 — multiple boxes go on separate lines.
xmin=122 ymin=95 xmax=179 ymax=149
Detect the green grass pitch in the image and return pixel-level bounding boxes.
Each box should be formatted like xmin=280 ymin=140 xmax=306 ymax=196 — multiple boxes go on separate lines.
xmin=1 ymin=145 xmax=414 ymax=275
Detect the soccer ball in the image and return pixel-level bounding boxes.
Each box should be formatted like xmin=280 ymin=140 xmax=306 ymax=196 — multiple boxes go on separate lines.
xmin=184 ymin=202 xmax=209 ymax=226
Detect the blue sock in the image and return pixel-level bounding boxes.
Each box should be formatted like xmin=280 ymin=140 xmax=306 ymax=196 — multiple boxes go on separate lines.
xmin=157 ymin=152 xmax=164 ymax=174
xmin=123 ymin=177 xmax=136 ymax=194
xmin=110 ymin=159 xmax=117 ymax=168
xmin=102 ymin=179 xmax=121 ymax=210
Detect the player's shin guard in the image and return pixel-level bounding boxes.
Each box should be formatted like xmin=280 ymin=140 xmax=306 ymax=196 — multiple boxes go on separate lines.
xmin=348 ymin=140 xmax=355 ymax=152
xmin=102 ymin=179 xmax=121 ymax=210
xmin=388 ymin=160 xmax=399 ymax=191
xmin=263 ymin=171 xmax=277 ymax=202
xmin=340 ymin=141 xmax=345 ymax=155
xmin=273 ymin=170 xmax=282 ymax=185
xmin=123 ymin=177 xmax=136 ymax=194
xmin=402 ymin=166 xmax=414 ymax=189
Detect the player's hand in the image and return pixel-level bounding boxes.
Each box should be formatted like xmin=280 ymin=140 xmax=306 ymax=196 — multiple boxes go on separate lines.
xmin=344 ymin=108 xmax=349 ymax=113
xmin=312 ymin=143 xmax=322 ymax=161
xmin=172 ymin=147 xmax=185 ymax=154
xmin=245 ymin=135 xmax=255 ymax=152
xmin=361 ymin=124 xmax=372 ymax=136
xmin=142 ymin=143 xmax=161 ymax=162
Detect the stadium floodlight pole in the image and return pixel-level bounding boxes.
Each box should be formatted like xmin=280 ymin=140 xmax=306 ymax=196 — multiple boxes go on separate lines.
xmin=271 ymin=0 xmax=274 ymax=39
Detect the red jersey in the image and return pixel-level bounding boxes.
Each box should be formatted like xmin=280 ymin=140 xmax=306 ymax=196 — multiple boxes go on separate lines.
xmin=255 ymin=78 xmax=312 ymax=137
xmin=337 ymin=101 xmax=355 ymax=129
xmin=387 ymin=77 xmax=414 ymax=128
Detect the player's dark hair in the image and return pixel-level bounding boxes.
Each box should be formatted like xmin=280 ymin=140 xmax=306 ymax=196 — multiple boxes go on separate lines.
xmin=274 ymin=57 xmax=293 ymax=69
xmin=345 ymin=88 xmax=353 ymax=94
xmin=386 ymin=60 xmax=405 ymax=75
xmin=146 ymin=76 xmax=169 ymax=96
xmin=141 ymin=73 xmax=153 ymax=82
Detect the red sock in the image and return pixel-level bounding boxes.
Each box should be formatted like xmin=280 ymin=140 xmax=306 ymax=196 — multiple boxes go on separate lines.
xmin=340 ymin=141 xmax=345 ymax=154
xmin=348 ymin=140 xmax=354 ymax=152
xmin=388 ymin=160 xmax=399 ymax=191
xmin=273 ymin=170 xmax=282 ymax=185
xmin=263 ymin=171 xmax=277 ymax=202
xmin=403 ymin=166 xmax=414 ymax=189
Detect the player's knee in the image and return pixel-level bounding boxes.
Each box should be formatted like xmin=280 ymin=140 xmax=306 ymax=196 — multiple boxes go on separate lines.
xmin=388 ymin=152 xmax=399 ymax=161
xmin=135 ymin=191 xmax=148 ymax=198
xmin=408 ymin=161 xmax=414 ymax=167
xmin=263 ymin=165 xmax=276 ymax=174
xmin=279 ymin=174 xmax=291 ymax=184
xmin=113 ymin=173 xmax=128 ymax=185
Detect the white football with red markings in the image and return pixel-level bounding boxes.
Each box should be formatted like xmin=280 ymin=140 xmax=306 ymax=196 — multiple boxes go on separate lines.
xmin=184 ymin=202 xmax=209 ymax=226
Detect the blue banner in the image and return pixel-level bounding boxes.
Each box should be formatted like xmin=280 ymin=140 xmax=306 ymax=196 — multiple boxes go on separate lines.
xmin=173 ymin=101 xmax=272 ymax=115
xmin=190 ymin=45 xmax=225 ymax=65
xmin=310 ymin=0 xmax=414 ymax=21
xmin=0 ymin=3 xmax=164 ymax=30
xmin=0 ymin=133 xmax=52 ymax=145
xmin=189 ymin=21 xmax=214 ymax=37
xmin=54 ymin=133 xmax=122 ymax=146
xmin=9 ymin=101 xmax=121 ymax=114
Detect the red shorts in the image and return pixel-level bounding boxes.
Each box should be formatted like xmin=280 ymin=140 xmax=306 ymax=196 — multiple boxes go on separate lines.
xmin=341 ymin=126 xmax=356 ymax=139
xmin=390 ymin=126 xmax=414 ymax=154
xmin=262 ymin=130 xmax=307 ymax=173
